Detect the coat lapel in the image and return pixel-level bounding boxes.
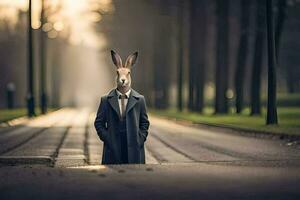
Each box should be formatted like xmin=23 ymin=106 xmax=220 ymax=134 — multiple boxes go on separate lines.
xmin=125 ymin=89 xmax=140 ymax=115
xmin=107 ymin=88 xmax=141 ymax=117
xmin=107 ymin=89 xmax=121 ymax=118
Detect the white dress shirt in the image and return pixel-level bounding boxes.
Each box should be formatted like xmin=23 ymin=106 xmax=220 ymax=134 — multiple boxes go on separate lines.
xmin=116 ymin=89 xmax=131 ymax=117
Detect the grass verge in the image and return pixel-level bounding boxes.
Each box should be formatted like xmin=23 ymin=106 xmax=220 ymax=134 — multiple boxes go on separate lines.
xmin=149 ymin=107 xmax=300 ymax=136
xmin=0 ymin=108 xmax=57 ymax=123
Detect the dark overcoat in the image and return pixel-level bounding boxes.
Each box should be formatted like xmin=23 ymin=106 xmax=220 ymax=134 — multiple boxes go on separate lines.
xmin=94 ymin=88 xmax=150 ymax=164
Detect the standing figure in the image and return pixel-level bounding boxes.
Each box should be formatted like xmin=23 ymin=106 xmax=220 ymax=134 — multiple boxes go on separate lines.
xmin=94 ymin=50 xmax=150 ymax=164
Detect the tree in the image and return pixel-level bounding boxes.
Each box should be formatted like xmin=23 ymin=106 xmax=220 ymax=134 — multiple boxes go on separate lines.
xmin=234 ymin=0 xmax=251 ymax=113
xmin=194 ymin=0 xmax=207 ymax=112
xmin=275 ymin=0 xmax=287 ymax=59
xmin=266 ymin=0 xmax=278 ymax=124
xmin=215 ymin=0 xmax=229 ymax=114
xmin=27 ymin=0 xmax=35 ymax=117
xmin=153 ymin=1 xmax=171 ymax=109
xmin=188 ymin=0 xmax=207 ymax=112
xmin=40 ymin=0 xmax=47 ymax=114
xmin=250 ymin=0 xmax=266 ymax=115
xmin=274 ymin=0 xmax=294 ymax=94
xmin=177 ymin=0 xmax=184 ymax=112
xmin=188 ymin=0 xmax=195 ymax=111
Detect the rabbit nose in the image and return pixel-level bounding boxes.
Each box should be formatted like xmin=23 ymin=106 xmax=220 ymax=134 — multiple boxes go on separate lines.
xmin=121 ymin=79 xmax=125 ymax=83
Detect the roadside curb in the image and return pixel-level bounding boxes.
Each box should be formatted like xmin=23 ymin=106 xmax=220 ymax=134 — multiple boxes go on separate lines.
xmin=0 ymin=156 xmax=53 ymax=166
xmin=0 ymin=117 xmax=28 ymax=129
xmin=154 ymin=115 xmax=300 ymax=141
xmin=192 ymin=122 xmax=300 ymax=141
xmin=0 ymin=108 xmax=62 ymax=128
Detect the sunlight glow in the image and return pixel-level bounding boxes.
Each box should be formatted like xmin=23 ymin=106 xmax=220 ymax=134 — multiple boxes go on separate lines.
xmin=0 ymin=0 xmax=27 ymax=30
xmin=0 ymin=0 xmax=114 ymax=48
xmin=226 ymin=89 xmax=234 ymax=99
xmin=42 ymin=21 xmax=52 ymax=32
xmin=53 ymin=21 xmax=64 ymax=31
xmin=47 ymin=29 xmax=57 ymax=39
xmin=32 ymin=0 xmax=41 ymax=29
xmin=0 ymin=0 xmax=115 ymax=108
xmin=67 ymin=165 xmax=107 ymax=170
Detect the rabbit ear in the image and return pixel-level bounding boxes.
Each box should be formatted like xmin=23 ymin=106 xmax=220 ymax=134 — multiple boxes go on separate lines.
xmin=125 ymin=52 xmax=138 ymax=68
xmin=111 ymin=50 xmax=122 ymax=68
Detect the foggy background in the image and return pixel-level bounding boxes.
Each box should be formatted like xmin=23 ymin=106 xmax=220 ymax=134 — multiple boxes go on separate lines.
xmin=0 ymin=0 xmax=299 ymax=110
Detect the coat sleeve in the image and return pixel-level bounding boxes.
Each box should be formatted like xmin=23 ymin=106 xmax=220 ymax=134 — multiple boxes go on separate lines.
xmin=94 ymin=97 xmax=109 ymax=142
xmin=139 ymin=96 xmax=150 ymax=142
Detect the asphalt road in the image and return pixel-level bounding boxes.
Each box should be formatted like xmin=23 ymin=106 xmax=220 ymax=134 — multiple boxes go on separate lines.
xmin=0 ymin=108 xmax=299 ymax=199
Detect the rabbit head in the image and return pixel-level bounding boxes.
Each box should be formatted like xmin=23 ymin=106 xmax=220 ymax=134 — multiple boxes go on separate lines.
xmin=111 ymin=50 xmax=138 ymax=94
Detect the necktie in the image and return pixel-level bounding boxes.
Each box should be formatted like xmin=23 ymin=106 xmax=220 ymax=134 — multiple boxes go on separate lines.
xmin=119 ymin=94 xmax=127 ymax=118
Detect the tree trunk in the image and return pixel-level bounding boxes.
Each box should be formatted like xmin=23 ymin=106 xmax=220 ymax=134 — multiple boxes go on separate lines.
xmin=275 ymin=0 xmax=287 ymax=59
xmin=215 ymin=0 xmax=229 ymax=114
xmin=188 ymin=0 xmax=206 ymax=112
xmin=27 ymin=0 xmax=36 ymax=117
xmin=194 ymin=0 xmax=207 ymax=113
xmin=40 ymin=0 xmax=47 ymax=114
xmin=177 ymin=0 xmax=184 ymax=112
xmin=153 ymin=2 xmax=171 ymax=109
xmin=266 ymin=0 xmax=278 ymax=125
xmin=250 ymin=0 xmax=266 ymax=115
xmin=234 ymin=0 xmax=251 ymax=113
xmin=188 ymin=0 xmax=196 ymax=111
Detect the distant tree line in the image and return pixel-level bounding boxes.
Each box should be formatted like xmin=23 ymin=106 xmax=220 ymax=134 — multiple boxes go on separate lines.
xmin=0 ymin=0 xmax=299 ymax=123
xmin=149 ymin=0 xmax=300 ymax=124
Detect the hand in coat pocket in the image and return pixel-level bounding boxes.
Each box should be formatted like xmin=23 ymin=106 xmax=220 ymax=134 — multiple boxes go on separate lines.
xmin=101 ymin=130 xmax=111 ymax=147
xmin=138 ymin=130 xmax=146 ymax=148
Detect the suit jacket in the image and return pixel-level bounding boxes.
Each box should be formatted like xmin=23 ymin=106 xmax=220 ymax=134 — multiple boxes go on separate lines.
xmin=94 ymin=88 xmax=150 ymax=164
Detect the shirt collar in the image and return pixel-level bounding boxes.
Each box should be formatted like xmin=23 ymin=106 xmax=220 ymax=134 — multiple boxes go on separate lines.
xmin=116 ymin=88 xmax=131 ymax=98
